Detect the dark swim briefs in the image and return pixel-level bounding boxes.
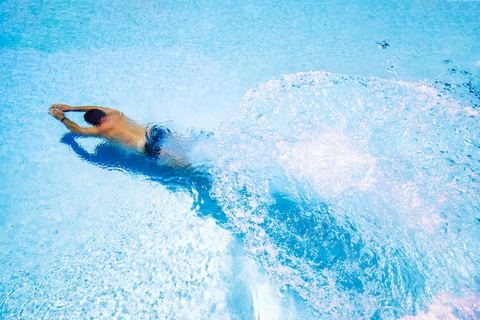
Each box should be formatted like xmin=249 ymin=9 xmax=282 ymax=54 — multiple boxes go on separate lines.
xmin=143 ymin=125 xmax=171 ymax=158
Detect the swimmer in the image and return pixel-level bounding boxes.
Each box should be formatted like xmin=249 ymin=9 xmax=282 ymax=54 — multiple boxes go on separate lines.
xmin=49 ymin=103 xmax=187 ymax=167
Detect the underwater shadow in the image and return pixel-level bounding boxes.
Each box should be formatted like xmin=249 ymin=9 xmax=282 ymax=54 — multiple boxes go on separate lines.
xmin=60 ymin=132 xmax=228 ymax=226
xmin=60 ymin=132 xmax=431 ymax=317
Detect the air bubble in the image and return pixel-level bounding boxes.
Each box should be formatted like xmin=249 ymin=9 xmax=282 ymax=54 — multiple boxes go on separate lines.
xmin=376 ymin=40 xmax=390 ymax=49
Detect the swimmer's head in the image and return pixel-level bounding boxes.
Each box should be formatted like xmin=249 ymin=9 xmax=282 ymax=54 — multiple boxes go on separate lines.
xmin=84 ymin=109 xmax=106 ymax=126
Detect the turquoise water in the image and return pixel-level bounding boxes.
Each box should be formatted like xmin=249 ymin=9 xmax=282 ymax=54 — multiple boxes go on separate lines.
xmin=1 ymin=0 xmax=480 ymax=318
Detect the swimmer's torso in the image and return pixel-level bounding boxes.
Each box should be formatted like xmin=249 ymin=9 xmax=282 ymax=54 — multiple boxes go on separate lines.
xmin=99 ymin=111 xmax=187 ymax=166
xmin=100 ymin=111 xmax=147 ymax=150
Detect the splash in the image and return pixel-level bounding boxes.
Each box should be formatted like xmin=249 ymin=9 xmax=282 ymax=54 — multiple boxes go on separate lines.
xmin=210 ymin=71 xmax=480 ymax=318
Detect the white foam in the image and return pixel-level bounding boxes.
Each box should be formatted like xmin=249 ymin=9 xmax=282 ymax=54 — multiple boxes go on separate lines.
xmin=212 ymin=71 xmax=480 ymax=318
xmin=276 ymin=128 xmax=377 ymax=198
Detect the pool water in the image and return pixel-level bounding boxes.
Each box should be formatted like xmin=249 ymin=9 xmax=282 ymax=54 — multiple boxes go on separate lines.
xmin=1 ymin=0 xmax=480 ymax=319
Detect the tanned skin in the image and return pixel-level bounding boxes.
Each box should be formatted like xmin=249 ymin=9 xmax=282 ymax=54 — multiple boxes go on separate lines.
xmin=49 ymin=104 xmax=147 ymax=150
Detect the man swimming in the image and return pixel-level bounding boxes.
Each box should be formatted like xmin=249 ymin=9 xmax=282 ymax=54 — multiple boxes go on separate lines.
xmin=49 ymin=103 xmax=186 ymax=166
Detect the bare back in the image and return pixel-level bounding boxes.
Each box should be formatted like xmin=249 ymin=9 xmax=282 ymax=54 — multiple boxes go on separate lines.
xmin=98 ymin=111 xmax=147 ymax=150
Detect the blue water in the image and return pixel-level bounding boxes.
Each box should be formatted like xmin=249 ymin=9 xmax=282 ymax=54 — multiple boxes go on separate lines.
xmin=1 ymin=0 xmax=480 ymax=319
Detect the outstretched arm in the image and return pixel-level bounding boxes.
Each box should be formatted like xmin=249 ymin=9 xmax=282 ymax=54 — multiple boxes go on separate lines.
xmin=52 ymin=103 xmax=115 ymax=114
xmin=48 ymin=106 xmax=104 ymax=136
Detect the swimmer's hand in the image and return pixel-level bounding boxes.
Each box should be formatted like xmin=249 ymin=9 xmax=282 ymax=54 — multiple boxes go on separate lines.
xmin=49 ymin=106 xmax=66 ymax=121
xmin=51 ymin=103 xmax=72 ymax=111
